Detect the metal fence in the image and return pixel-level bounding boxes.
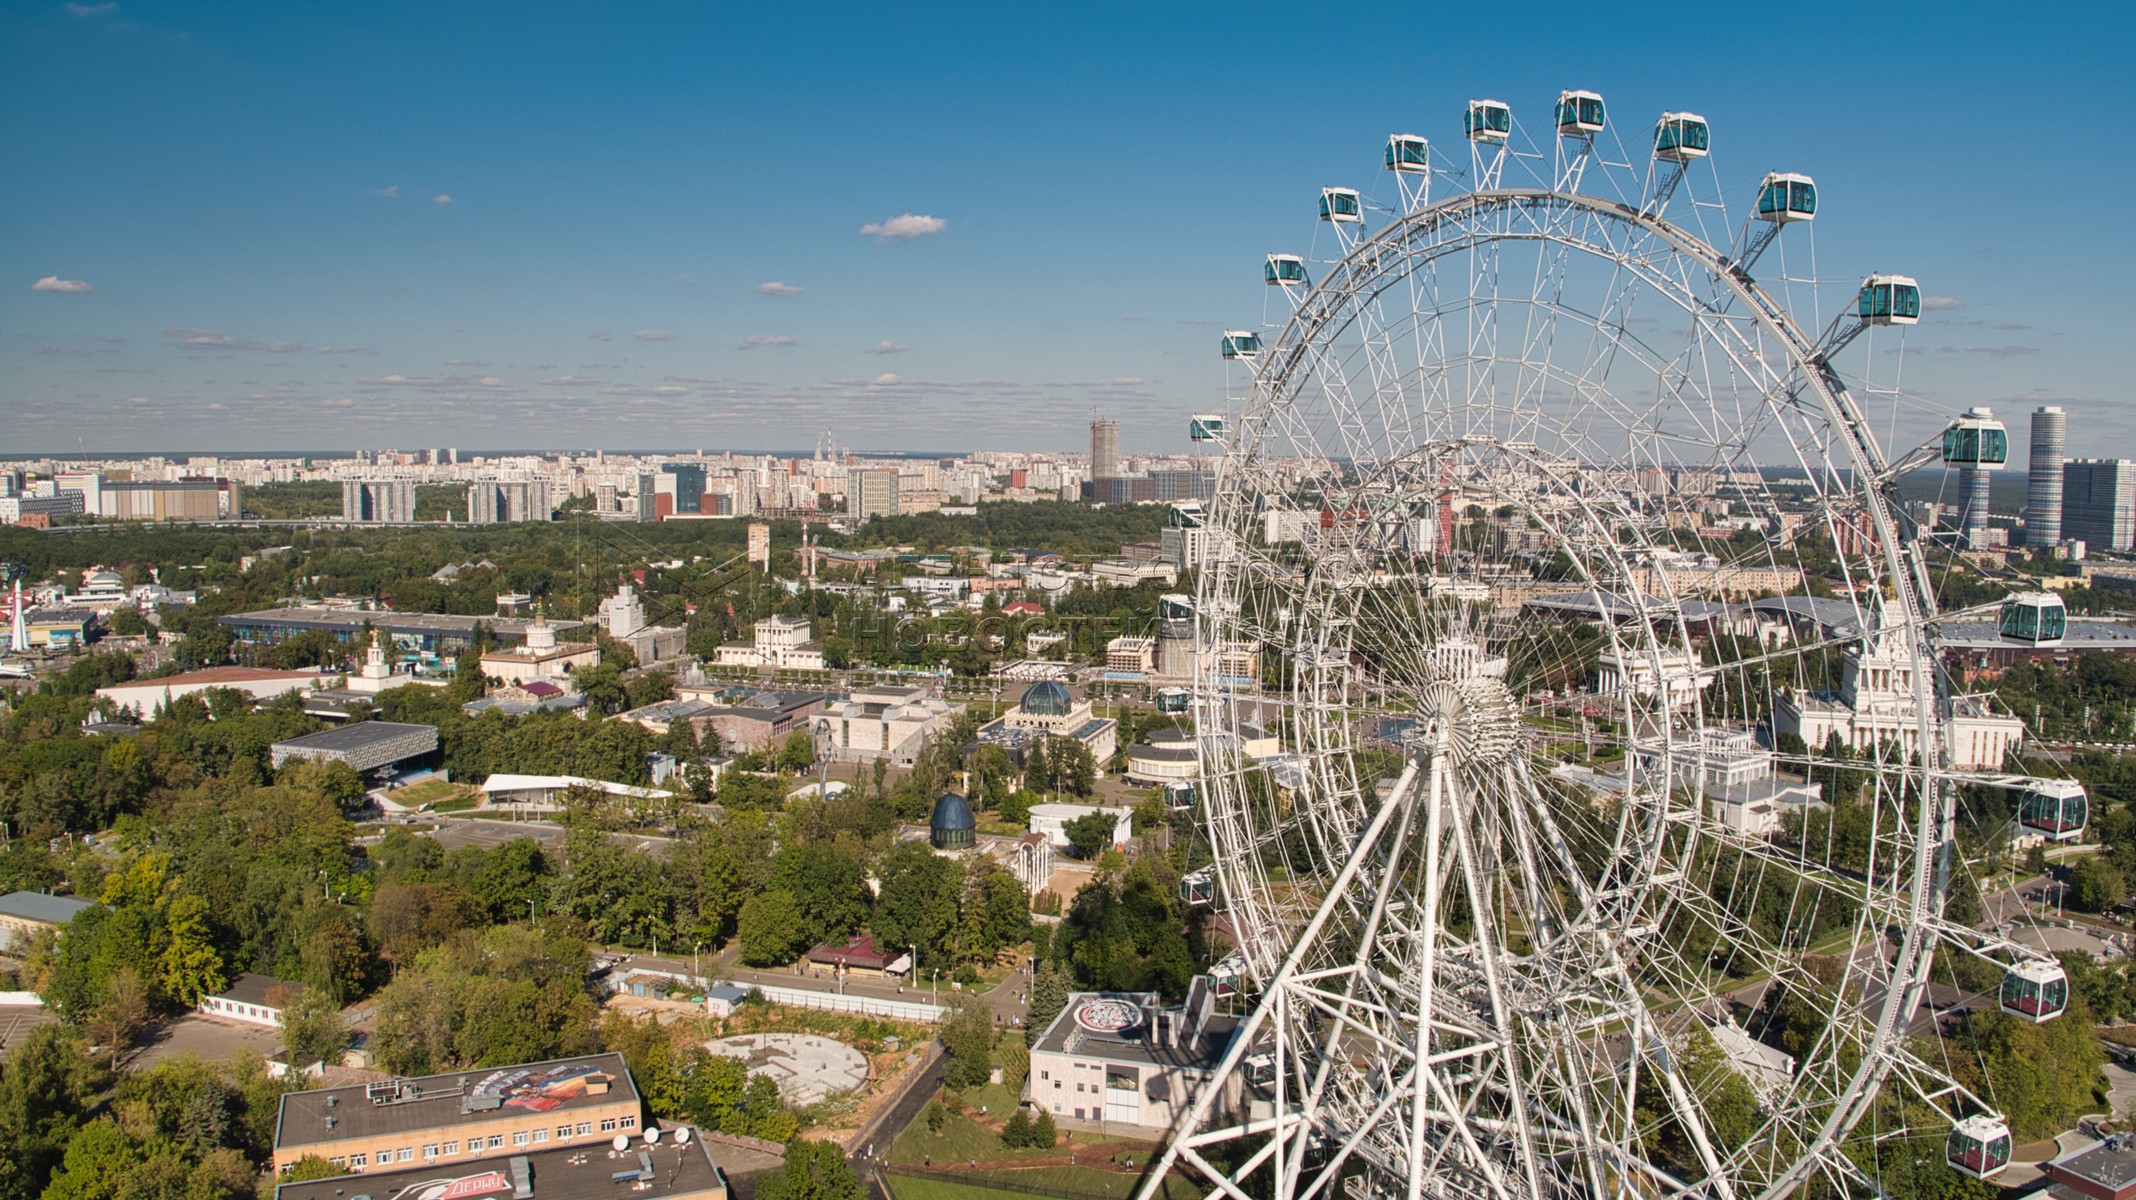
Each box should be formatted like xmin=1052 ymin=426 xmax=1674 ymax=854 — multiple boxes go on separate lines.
xmin=729 ymin=979 xmax=946 ymax=1023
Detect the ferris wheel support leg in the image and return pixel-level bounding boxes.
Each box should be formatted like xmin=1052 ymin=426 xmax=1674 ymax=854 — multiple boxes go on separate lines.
xmin=1135 ymin=757 xmax=1426 ymax=1200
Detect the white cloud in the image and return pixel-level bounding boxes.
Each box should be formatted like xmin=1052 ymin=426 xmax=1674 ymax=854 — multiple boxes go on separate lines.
xmin=1922 ymin=295 xmax=1966 ymax=311
xmin=372 ymin=185 xmax=400 ymax=199
xmin=873 ymin=373 xmax=903 ymax=385
xmin=756 ymin=281 xmax=804 ymax=297
xmin=64 ymin=2 xmax=118 ymax=15
xmin=633 ymin=330 xmax=671 ymax=342
xmin=588 ymin=330 xmax=612 ymax=342
xmin=31 ymin=275 xmax=93 ymax=293
xmin=739 ymin=335 xmax=799 ymax=350
xmin=433 ymin=193 xmax=453 ymax=205
xmin=859 ymin=213 xmax=946 ymax=242
xmin=1112 ymin=375 xmax=1145 ymax=386
xmin=864 ymin=340 xmax=909 ymax=356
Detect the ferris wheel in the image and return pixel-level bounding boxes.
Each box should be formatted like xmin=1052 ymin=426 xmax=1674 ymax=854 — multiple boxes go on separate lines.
xmin=1144 ymin=91 xmax=2090 ymax=1200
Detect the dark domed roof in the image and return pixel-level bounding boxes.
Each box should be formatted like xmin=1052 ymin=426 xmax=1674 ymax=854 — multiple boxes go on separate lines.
xmin=929 ymin=791 xmax=976 ymax=851
xmin=930 ymin=791 xmax=975 ymax=831
xmin=1020 ymin=680 xmax=1074 ymax=717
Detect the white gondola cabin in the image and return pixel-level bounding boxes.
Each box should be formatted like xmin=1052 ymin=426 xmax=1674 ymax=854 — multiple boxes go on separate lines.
xmin=1265 ymin=254 xmax=1307 ymax=287
xmin=1653 ymin=112 xmax=1709 ymax=161
xmin=1162 ymin=781 xmax=1196 ymax=811
xmin=1385 ymin=134 xmax=1430 ymax=173
xmin=2018 ymin=778 xmax=2089 ymax=841
xmin=1941 ymin=407 xmax=2008 ymax=468
xmin=1756 ymin=172 xmax=1817 ymax=223
xmin=1188 ymin=414 xmax=1225 ymax=442
xmin=1856 ymin=274 xmax=1921 ymax=326
xmin=1181 ymin=868 xmax=1216 ymax=907
xmin=2000 ymin=960 xmax=2070 ymax=1023
xmin=1946 ymin=1115 xmax=2012 ymax=1180
xmin=1999 ymin=592 xmax=2067 ymax=645
xmin=1465 ymin=100 xmax=1511 ymax=143
xmin=1156 ymin=685 xmax=1191 ymax=714
xmin=1319 ymin=187 xmax=1362 ymax=223
xmin=1159 ymin=594 xmax=1194 ymax=621
xmin=1555 ymin=90 xmax=1605 ymax=136
xmin=1221 ymin=331 xmax=1261 ymax=361
xmin=1243 ymin=1053 xmax=1277 ymax=1087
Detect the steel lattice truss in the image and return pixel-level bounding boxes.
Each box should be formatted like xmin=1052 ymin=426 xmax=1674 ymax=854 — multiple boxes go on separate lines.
xmin=1138 ymin=99 xmax=2040 ymax=1200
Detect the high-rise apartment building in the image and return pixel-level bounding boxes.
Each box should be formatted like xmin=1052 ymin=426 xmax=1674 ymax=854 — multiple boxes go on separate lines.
xmin=847 ymin=468 xmax=900 ymax=520
xmin=2026 ymin=405 xmax=2066 ymax=547
xmin=635 ymin=472 xmax=657 ymax=522
xmin=1090 ymin=418 xmax=1120 ymax=482
xmin=341 ymin=478 xmax=416 ymax=523
xmin=466 ymin=479 xmax=552 ymax=525
xmin=2062 ymin=458 xmax=2136 ymax=552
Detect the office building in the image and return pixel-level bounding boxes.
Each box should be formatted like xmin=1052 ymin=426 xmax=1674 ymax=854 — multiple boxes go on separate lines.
xmin=2026 ymin=406 xmax=2065 ymax=547
xmin=269 ymin=1054 xmax=643 ymax=1174
xmin=467 ymin=479 xmax=552 ymax=524
xmin=635 ymin=472 xmax=657 ymax=522
xmin=661 ymin=463 xmax=707 ymax=515
xmin=1090 ymin=418 xmax=1120 ymax=482
xmin=847 ymin=468 xmax=900 ymax=520
xmin=342 ymin=478 xmax=416 ymax=523
xmin=2063 ymin=458 xmax=2136 ymax=553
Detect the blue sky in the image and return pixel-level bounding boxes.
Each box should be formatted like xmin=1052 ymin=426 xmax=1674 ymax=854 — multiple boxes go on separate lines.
xmin=3 ymin=1 xmax=2130 ymax=455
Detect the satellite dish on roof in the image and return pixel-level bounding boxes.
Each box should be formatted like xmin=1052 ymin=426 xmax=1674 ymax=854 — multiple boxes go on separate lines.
xmin=675 ymin=1128 xmax=693 ymax=1145
xmin=613 ymin=1134 xmax=630 ymax=1152
xmin=645 ymin=1128 xmax=661 ymax=1145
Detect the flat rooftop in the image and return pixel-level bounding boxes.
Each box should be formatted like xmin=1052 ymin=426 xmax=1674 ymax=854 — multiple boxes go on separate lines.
xmin=0 ymin=890 xmax=96 ymax=925
xmin=275 ymin=1134 xmax=726 ymax=1200
xmin=275 ymin=1053 xmax=638 ymax=1150
xmin=1033 ymin=992 xmax=1237 ymax=1072
xmin=271 ymin=721 xmax=438 ymax=754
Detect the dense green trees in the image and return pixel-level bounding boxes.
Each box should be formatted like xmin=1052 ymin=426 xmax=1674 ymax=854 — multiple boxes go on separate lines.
xmin=755 ymin=1139 xmax=864 ymax=1200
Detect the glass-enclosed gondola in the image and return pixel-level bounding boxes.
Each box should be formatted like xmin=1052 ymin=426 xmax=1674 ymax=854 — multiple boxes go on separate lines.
xmin=1264 ymin=254 xmax=1307 ymax=287
xmin=1243 ymin=1053 xmax=1277 ymax=1087
xmin=1318 ymin=187 xmax=1362 ymax=223
xmin=1856 ymin=274 xmax=1921 ymax=326
xmin=1464 ymin=99 xmax=1511 ymax=143
xmin=2000 ymin=960 xmax=2070 ymax=1023
xmin=1156 ymin=685 xmax=1191 ymax=714
xmin=1385 ymin=133 xmax=1429 ymax=173
xmin=2018 ymin=779 xmax=2089 ymax=841
xmin=1554 ymin=90 xmax=1605 ymax=135
xmin=1653 ymin=112 xmax=1709 ymax=161
xmin=1220 ymin=331 xmax=1261 ymax=361
xmin=1756 ymin=172 xmax=1818 ymax=223
xmin=1162 ymin=781 xmax=1196 ymax=811
xmin=1946 ymin=1115 xmax=2012 ymax=1179
xmin=1188 ymin=414 xmax=1225 ymax=442
xmin=1942 ymin=407 xmax=2009 ymax=468
xmin=1998 ymin=592 xmax=2066 ymax=645
xmin=1180 ymin=868 xmax=1215 ymax=907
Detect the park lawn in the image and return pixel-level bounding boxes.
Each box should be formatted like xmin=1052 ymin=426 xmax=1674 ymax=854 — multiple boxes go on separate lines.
xmin=390 ymin=778 xmax=474 ymax=808
xmin=888 ymin=1167 xmax=1201 ymax=1200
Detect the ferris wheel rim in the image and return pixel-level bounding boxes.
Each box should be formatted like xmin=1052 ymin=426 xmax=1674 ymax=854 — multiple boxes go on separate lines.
xmin=1168 ymin=163 xmax=1976 ymax=1198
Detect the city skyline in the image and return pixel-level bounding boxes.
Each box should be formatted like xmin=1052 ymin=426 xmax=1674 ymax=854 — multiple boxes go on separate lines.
xmin=5 ymin=3 xmax=2131 ymax=454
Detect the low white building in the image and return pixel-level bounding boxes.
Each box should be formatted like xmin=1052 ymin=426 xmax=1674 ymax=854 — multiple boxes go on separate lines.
xmin=1029 ymin=803 xmax=1133 ymax=852
xmin=479 ymin=773 xmax=670 ymax=814
xmin=97 ymin=666 xmax=331 ymax=719
xmin=479 ymin=617 xmax=599 ymax=687
xmin=1595 ymin=647 xmax=1712 ymax=711
xmin=1773 ymin=630 xmax=2024 ymax=771
xmin=814 ymin=684 xmax=960 ymax=765
xmin=199 ymin=973 xmax=298 ymax=1028
xmin=1026 ymin=984 xmax=1237 ymax=1133
xmin=714 ymin=614 xmax=825 ymax=670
